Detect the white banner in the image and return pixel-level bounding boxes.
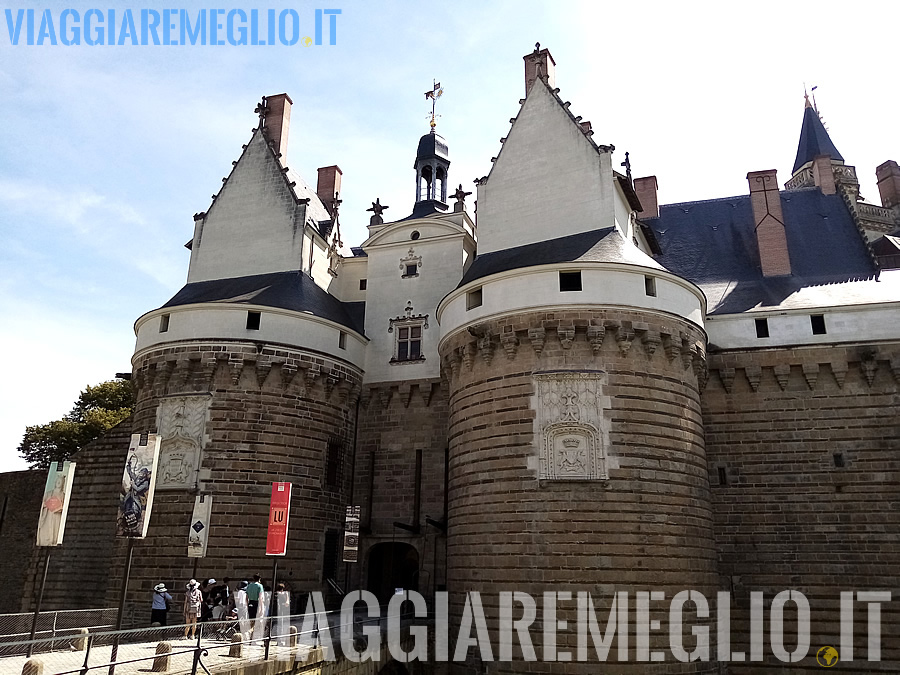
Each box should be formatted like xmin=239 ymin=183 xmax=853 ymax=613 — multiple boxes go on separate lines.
xmin=187 ymin=495 xmax=213 ymax=558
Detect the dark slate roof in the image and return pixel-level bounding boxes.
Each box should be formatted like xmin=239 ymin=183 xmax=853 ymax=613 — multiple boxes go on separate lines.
xmin=647 ymin=188 xmax=877 ymax=314
xmin=415 ymin=131 xmax=449 ymax=164
xmin=399 ymin=199 xmax=450 ymax=221
xmin=162 ymin=271 xmax=366 ymax=334
xmin=792 ymin=105 xmax=844 ymax=173
xmin=459 ymin=227 xmax=664 ymax=287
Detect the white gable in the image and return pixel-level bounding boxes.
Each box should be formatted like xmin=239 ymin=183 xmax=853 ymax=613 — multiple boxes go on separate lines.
xmin=476 ymin=80 xmax=617 ymax=255
xmin=187 ymin=129 xmax=309 ymax=283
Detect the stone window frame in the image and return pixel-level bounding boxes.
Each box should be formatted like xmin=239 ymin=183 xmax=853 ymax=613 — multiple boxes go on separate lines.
xmin=388 ymin=303 xmax=429 ymax=364
xmin=400 ymin=248 xmax=422 ymax=279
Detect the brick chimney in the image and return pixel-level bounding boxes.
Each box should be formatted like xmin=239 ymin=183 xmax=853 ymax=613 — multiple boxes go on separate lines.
xmin=523 ymin=43 xmax=556 ymax=95
xmin=263 ymin=93 xmax=292 ymax=161
xmin=633 ymin=176 xmax=659 ymax=219
xmin=811 ymin=155 xmax=836 ymax=195
xmin=748 ymin=170 xmax=792 ymax=277
xmin=317 ymin=165 xmax=343 ymax=214
xmin=876 ymin=160 xmax=900 ymax=208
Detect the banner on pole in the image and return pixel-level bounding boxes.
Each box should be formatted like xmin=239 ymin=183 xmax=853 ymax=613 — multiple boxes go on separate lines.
xmin=116 ymin=433 xmax=160 ymax=538
xmin=342 ymin=505 xmax=360 ymax=562
xmin=187 ymin=495 xmax=213 ymax=558
xmin=36 ymin=460 xmax=76 ymax=547
xmin=266 ymin=482 xmax=291 ymax=556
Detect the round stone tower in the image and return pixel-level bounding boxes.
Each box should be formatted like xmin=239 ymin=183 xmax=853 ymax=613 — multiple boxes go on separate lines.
xmin=434 ymin=46 xmax=719 ymax=671
xmin=122 ymin=94 xmax=365 ymax=609
xmin=437 ymin=239 xmax=718 ymax=672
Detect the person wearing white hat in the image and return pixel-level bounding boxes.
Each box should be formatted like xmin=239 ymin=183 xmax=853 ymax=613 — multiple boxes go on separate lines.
xmin=150 ymin=583 xmax=173 ymax=626
xmin=183 ymin=579 xmax=202 ymax=639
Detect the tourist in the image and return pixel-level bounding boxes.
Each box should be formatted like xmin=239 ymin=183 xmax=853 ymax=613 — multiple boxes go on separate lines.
xmin=183 ymin=579 xmax=202 ymax=639
xmin=150 ymin=583 xmax=172 ymax=626
xmin=246 ymin=574 xmax=264 ymax=620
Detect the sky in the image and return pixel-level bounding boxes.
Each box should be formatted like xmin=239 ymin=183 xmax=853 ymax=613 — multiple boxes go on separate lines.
xmin=1 ymin=0 xmax=898 ymax=473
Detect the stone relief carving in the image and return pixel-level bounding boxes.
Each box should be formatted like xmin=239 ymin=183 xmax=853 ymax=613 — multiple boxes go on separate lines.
xmin=155 ymin=395 xmax=210 ymax=490
xmin=532 ymin=371 xmax=611 ymax=481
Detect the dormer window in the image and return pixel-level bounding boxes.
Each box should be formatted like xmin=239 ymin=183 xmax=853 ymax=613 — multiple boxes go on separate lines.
xmin=389 ymin=303 xmax=429 ymax=364
xmin=400 ymin=248 xmax=422 ymax=278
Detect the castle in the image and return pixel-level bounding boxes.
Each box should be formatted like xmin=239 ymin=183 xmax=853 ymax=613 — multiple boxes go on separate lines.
xmin=5 ymin=45 xmax=900 ymax=672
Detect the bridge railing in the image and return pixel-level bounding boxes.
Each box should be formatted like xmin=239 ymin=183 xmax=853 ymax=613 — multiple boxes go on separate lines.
xmin=0 ymin=608 xmax=117 ymax=657
xmin=1 ymin=606 xmax=420 ymax=675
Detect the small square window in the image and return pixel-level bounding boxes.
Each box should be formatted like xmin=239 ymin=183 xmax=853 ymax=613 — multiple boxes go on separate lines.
xmin=810 ymin=314 xmax=826 ymax=335
xmin=833 ymin=453 xmax=845 ymax=468
xmin=559 ymin=271 xmax=582 ymax=292
xmin=159 ymin=314 xmax=170 ymax=333
xmin=644 ymin=276 xmax=657 ymax=297
xmin=246 ymin=311 xmax=261 ymax=330
xmin=339 ymin=331 xmax=347 ymax=349
xmin=466 ymin=288 xmax=483 ymax=310
xmin=755 ymin=318 xmax=769 ymax=338
xmin=359 ymin=279 xmax=367 ymax=291
xmin=403 ymin=264 xmax=418 ymax=278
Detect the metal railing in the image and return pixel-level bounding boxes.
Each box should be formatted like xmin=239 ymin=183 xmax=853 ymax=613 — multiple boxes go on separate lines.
xmin=0 ymin=607 xmax=417 ymax=675
xmin=0 ymin=609 xmax=117 ymax=656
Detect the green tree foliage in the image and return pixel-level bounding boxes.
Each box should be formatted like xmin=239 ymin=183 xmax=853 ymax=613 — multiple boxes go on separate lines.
xmin=19 ymin=379 xmax=135 ymax=468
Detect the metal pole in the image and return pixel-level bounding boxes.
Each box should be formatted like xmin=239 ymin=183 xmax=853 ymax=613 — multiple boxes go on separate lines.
xmin=108 ymin=538 xmax=135 ymax=675
xmin=264 ymin=558 xmax=278 ymax=660
xmin=27 ymin=549 xmax=52 ymax=657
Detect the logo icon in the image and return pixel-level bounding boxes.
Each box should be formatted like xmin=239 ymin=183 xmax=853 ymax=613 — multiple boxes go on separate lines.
xmin=302 ymin=36 xmax=313 ymax=47
xmin=816 ymin=646 xmax=839 ymax=667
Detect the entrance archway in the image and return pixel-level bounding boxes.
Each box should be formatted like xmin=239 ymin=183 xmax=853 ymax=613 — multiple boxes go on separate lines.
xmin=366 ymin=542 xmax=419 ymax=603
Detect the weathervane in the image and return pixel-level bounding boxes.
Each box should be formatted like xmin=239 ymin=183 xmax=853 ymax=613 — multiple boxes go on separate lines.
xmin=424 ymin=80 xmax=443 ymax=131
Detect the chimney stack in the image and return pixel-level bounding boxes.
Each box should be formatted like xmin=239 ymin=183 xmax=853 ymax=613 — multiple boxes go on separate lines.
xmin=523 ymin=44 xmax=556 ymax=95
xmin=748 ymin=170 xmax=791 ymax=277
xmin=633 ymin=176 xmax=659 ymax=219
xmin=263 ymin=93 xmax=292 ymax=162
xmin=317 ymin=165 xmax=343 ymax=215
xmin=811 ymin=155 xmax=836 ymax=195
xmin=876 ymin=160 xmax=900 ymax=209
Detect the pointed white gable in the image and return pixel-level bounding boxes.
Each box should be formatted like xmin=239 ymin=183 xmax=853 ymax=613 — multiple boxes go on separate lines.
xmin=476 ymin=80 xmax=618 ymax=255
xmin=186 ymin=129 xmax=318 ymax=283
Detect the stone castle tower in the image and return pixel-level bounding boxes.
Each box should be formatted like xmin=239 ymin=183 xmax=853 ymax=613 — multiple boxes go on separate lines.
xmin=9 ymin=44 xmax=899 ymax=672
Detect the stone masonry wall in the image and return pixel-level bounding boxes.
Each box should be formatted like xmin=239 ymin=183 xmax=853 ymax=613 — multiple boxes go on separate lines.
xmin=440 ymin=309 xmax=719 ymax=674
xmin=352 ymin=377 xmax=449 ymax=601
xmin=704 ymin=343 xmax=900 ymax=673
xmin=0 ymin=469 xmax=46 ymax=612
xmin=97 ymin=340 xmax=363 ymax=626
xmin=20 ymin=419 xmax=133 ymax=613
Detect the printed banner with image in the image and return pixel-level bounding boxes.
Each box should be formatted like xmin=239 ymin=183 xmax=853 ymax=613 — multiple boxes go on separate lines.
xmin=266 ymin=482 xmax=291 ymax=555
xmin=187 ymin=495 xmax=213 ymax=558
xmin=35 ymin=461 xmax=76 ymax=547
xmin=116 ymin=433 xmax=160 ymax=538
xmin=342 ymin=505 xmax=360 ymax=562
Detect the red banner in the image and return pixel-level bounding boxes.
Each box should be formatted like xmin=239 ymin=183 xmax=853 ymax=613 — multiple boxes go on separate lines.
xmin=266 ymin=482 xmax=291 ymax=556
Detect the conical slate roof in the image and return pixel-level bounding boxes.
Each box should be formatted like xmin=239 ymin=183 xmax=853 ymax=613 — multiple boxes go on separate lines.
xmin=792 ymin=103 xmax=843 ymax=173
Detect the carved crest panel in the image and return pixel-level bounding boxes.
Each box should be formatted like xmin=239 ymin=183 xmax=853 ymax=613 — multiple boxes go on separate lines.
xmin=532 ymin=371 xmax=610 ymax=481
xmin=155 ymin=395 xmax=210 ymax=490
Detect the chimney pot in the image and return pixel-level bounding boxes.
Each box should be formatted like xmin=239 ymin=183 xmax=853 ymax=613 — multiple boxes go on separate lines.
xmin=523 ymin=46 xmax=556 ymax=96
xmin=633 ymin=176 xmax=659 ymax=219
xmin=747 ymin=169 xmax=792 ymax=277
xmin=876 ymin=160 xmax=900 ymax=209
xmin=317 ymin=165 xmax=343 ymax=215
xmin=811 ymin=155 xmax=836 ymax=195
xmin=263 ymin=93 xmax=292 ymax=164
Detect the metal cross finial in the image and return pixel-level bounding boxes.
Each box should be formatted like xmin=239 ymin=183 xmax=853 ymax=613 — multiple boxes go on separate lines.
xmin=424 ymin=80 xmax=443 ymax=131
xmin=367 ymin=198 xmax=388 ymax=217
xmin=621 ymin=151 xmax=632 ymax=181
xmin=254 ymin=98 xmax=267 ymax=126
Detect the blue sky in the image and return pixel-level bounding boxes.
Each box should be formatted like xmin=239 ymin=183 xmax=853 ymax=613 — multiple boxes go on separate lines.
xmin=1 ymin=0 xmax=898 ymax=472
